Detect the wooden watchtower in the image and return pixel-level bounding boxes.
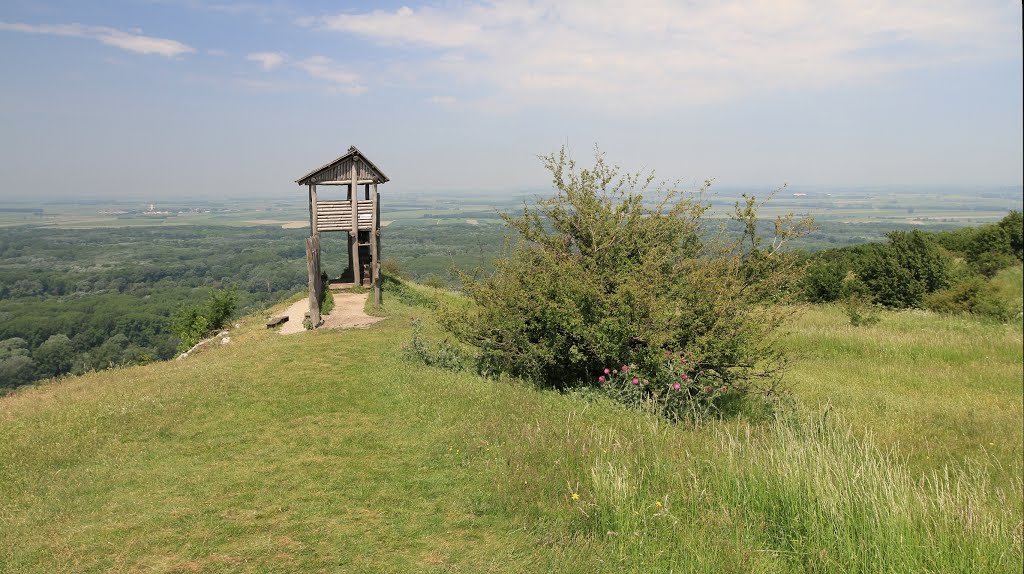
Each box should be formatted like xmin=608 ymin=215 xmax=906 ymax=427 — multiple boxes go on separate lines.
xmin=296 ymin=146 xmax=387 ymax=326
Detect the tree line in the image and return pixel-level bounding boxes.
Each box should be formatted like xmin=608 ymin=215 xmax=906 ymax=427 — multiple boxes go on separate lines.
xmin=0 ymin=226 xmax=310 ymax=389
xmin=801 ymin=211 xmax=1023 ymax=318
xmin=3 ymin=209 xmax=1021 ymax=392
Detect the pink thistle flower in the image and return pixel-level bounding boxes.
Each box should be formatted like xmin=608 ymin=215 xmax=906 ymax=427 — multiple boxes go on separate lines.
xmin=665 ymin=350 xmax=671 ymax=356
xmin=604 ymin=368 xmax=610 ymax=375
xmin=621 ymin=365 xmax=628 ymax=372
xmin=631 ymin=378 xmax=639 ymax=385
xmin=598 ymin=376 xmax=605 ymax=382
xmin=681 ymin=373 xmax=689 ymax=381
xmin=721 ymin=386 xmax=728 ymax=392
xmin=704 ymin=386 xmax=712 ymax=392
xmin=672 ymin=383 xmax=681 ymax=390
xmin=681 ymin=357 xmax=687 ymax=363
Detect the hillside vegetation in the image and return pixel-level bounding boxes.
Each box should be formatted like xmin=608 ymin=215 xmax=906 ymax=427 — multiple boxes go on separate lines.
xmin=1 ymin=284 xmax=1021 ymax=573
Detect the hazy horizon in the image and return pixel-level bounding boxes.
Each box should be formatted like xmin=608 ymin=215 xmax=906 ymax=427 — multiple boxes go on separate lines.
xmin=1 ymin=183 xmax=1021 ymax=208
xmin=2 ymin=1 xmax=1021 ymax=200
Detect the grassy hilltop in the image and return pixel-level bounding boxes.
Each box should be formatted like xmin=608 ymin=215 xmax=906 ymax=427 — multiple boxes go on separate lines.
xmin=1 ymin=282 xmax=1021 ymax=573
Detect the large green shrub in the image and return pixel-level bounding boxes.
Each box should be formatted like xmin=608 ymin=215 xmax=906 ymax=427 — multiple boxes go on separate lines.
xmin=998 ymin=210 xmax=1023 ymax=261
xmin=801 ymin=259 xmax=846 ymax=303
xmin=170 ymin=287 xmax=238 ymax=351
xmin=802 ymin=219 xmax=1023 ymax=318
xmin=923 ymin=276 xmax=1014 ymax=320
xmin=858 ymin=230 xmax=950 ymax=308
xmin=441 ymin=148 xmax=812 ymax=412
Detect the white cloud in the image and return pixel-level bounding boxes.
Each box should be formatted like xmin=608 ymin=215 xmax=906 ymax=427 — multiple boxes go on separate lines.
xmin=306 ymin=1 xmax=1022 ymax=111
xmin=296 ymin=56 xmax=366 ymax=95
xmin=0 ymin=21 xmax=194 ymax=57
xmin=319 ymin=5 xmax=481 ymax=48
xmin=247 ymin=51 xmax=286 ymax=70
xmin=240 ymin=51 xmax=366 ymax=96
xmin=429 ymin=95 xmax=457 ymax=105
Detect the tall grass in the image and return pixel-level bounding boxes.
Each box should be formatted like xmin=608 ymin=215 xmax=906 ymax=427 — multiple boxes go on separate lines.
xmin=478 ymin=394 xmax=1021 ymax=572
xmin=712 ymin=409 xmax=1021 ymax=572
xmin=1 ymin=285 xmax=1020 ymax=572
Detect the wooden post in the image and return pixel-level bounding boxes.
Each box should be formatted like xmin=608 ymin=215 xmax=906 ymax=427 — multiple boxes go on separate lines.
xmin=307 ymin=185 xmax=314 ymax=234
xmin=305 ymin=235 xmax=321 ymax=327
xmin=346 ymin=233 xmax=354 ymax=283
xmin=309 ymin=184 xmax=319 ymax=236
xmin=349 ymin=160 xmax=360 ymax=286
xmin=372 ymin=183 xmax=382 ymax=305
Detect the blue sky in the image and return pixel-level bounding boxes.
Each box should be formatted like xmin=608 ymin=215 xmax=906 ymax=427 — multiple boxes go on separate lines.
xmin=1 ymin=0 xmax=1021 ymax=199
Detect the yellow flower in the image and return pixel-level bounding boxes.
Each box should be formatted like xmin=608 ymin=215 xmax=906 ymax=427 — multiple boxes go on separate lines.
xmin=655 ymin=501 xmax=663 ymax=508
xmin=571 ymin=492 xmax=580 ymax=501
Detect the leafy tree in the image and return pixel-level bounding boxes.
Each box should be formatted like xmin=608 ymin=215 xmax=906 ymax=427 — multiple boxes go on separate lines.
xmin=171 ymin=306 xmax=211 ymax=352
xmin=0 ymin=337 xmax=30 ymax=360
xmin=201 ymin=287 xmax=238 ymax=332
xmin=998 ymin=210 xmax=1023 ymax=261
xmin=171 ymin=287 xmax=238 ymax=352
xmin=88 ymin=334 xmax=131 ymax=370
xmin=931 ymin=226 xmax=977 ymax=255
xmin=442 ymin=148 xmax=813 ymax=406
xmin=967 ymin=225 xmax=1014 ymax=277
xmin=0 ymin=355 xmax=35 ymax=389
xmin=860 ymin=231 xmax=949 ymax=308
xmin=32 ymin=334 xmax=75 ymax=379
xmin=801 ymin=259 xmax=846 ymax=303
xmin=1 ymin=338 xmax=35 ymax=388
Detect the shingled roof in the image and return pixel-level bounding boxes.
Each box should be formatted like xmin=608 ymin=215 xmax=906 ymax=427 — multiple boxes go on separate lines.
xmin=295 ymin=146 xmax=390 ymax=186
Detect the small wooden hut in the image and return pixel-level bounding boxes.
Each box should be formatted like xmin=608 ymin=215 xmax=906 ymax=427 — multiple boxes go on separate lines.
xmin=296 ymin=146 xmax=388 ymax=326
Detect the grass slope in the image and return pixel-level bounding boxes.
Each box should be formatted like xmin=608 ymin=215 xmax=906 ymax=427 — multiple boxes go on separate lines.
xmin=1 ymin=288 xmax=1021 ymax=573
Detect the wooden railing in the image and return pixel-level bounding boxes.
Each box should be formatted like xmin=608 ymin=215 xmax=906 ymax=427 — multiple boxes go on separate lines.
xmin=315 ymin=200 xmax=375 ymax=232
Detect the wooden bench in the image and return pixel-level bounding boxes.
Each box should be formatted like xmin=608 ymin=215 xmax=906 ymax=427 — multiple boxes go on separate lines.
xmin=265 ymin=315 xmax=289 ymax=328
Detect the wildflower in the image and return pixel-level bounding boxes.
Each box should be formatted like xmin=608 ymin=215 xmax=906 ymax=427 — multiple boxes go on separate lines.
xmin=631 ymin=378 xmax=639 ymax=385
xmin=604 ymin=368 xmax=610 ymax=374
xmin=681 ymin=373 xmax=689 ymax=381
xmin=720 ymin=386 xmax=727 ymax=392
xmin=655 ymin=501 xmax=663 ymax=508
xmin=681 ymin=357 xmax=687 ymax=363
xmin=621 ymin=365 xmax=628 ymax=372
xmin=704 ymin=386 xmax=712 ymax=392
xmin=599 ymin=376 xmax=606 ymax=382
xmin=665 ymin=350 xmax=671 ymax=356
xmin=571 ymin=492 xmax=580 ymax=501
xmin=672 ymin=383 xmax=681 ymax=390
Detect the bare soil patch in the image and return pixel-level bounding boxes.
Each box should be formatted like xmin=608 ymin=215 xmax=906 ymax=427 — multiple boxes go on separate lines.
xmin=278 ymin=292 xmax=383 ymax=334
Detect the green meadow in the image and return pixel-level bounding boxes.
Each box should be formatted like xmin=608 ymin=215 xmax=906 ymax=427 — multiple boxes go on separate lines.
xmin=1 ymin=282 xmax=1020 ymax=573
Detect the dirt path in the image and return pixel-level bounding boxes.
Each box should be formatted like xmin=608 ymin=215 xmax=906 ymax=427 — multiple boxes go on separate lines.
xmin=279 ymin=292 xmax=383 ymax=334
